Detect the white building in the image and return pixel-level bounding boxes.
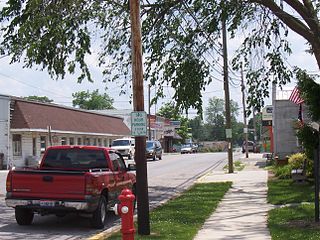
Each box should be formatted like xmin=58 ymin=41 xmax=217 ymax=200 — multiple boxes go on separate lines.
xmin=0 ymin=95 xmax=130 ymax=169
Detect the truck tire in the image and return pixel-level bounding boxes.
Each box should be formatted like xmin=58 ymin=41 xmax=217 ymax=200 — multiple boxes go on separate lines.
xmin=91 ymin=195 xmax=107 ymax=229
xmin=15 ymin=208 xmax=34 ymax=225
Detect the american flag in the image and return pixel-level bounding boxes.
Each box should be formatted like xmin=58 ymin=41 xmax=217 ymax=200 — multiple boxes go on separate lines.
xmin=289 ymin=87 xmax=304 ymax=104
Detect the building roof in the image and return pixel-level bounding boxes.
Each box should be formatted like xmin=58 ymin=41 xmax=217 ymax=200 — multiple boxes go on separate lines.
xmin=11 ymin=99 xmax=130 ymax=136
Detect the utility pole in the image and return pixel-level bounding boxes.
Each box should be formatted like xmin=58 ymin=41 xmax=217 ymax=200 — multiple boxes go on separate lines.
xmin=240 ymin=65 xmax=249 ymax=158
xmin=148 ymin=84 xmax=151 ymax=140
xmin=253 ymin=108 xmax=257 ymax=143
xmin=222 ymin=19 xmax=233 ymax=173
xmin=129 ymin=0 xmax=150 ymax=235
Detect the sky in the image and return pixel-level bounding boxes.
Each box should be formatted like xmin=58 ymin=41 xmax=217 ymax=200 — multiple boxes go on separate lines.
xmin=0 ymin=15 xmax=319 ymax=121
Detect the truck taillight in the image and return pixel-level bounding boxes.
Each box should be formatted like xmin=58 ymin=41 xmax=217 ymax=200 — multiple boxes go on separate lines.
xmin=85 ymin=175 xmax=94 ymax=195
xmin=6 ymin=171 xmax=12 ymax=192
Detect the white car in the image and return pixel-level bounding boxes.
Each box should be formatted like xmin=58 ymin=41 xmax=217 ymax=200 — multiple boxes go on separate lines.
xmin=181 ymin=144 xmax=198 ymax=154
xmin=111 ymin=138 xmax=135 ymax=159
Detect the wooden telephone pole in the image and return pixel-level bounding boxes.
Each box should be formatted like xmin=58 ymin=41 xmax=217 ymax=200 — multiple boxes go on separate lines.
xmin=222 ymin=19 xmax=233 ymax=173
xmin=130 ymin=0 xmax=150 ymax=235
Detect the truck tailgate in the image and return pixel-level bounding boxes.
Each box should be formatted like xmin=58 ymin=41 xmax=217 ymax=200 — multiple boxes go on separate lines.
xmin=11 ymin=170 xmax=86 ymax=199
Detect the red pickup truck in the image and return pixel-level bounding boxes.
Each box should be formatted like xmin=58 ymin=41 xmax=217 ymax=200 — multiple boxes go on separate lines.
xmin=5 ymin=145 xmax=136 ymax=229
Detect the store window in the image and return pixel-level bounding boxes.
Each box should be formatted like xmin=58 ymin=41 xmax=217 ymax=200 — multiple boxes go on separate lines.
xmin=61 ymin=137 xmax=67 ymax=145
xmin=77 ymin=137 xmax=82 ymax=145
xmin=93 ymin=138 xmax=97 ymax=146
xmin=13 ymin=134 xmax=22 ymax=156
xmin=69 ymin=137 xmax=74 ymax=145
xmin=85 ymin=138 xmax=90 ymax=145
xmin=40 ymin=136 xmax=46 ymax=154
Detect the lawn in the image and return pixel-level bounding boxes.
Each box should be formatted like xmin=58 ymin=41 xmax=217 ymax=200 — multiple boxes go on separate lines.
xmin=268 ymin=179 xmax=314 ymax=205
xmin=223 ymin=160 xmax=245 ymax=172
xmin=107 ymin=182 xmax=232 ymax=240
xmin=269 ymin=204 xmax=320 ymax=240
xmin=268 ymin=177 xmax=320 ymax=239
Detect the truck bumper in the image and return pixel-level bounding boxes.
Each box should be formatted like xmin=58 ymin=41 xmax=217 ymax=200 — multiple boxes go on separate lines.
xmin=5 ymin=197 xmax=99 ymax=212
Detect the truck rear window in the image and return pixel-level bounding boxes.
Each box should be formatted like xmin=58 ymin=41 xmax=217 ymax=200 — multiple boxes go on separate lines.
xmin=42 ymin=149 xmax=108 ymax=169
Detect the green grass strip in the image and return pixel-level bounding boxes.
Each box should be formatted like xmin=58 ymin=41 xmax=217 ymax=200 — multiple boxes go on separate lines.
xmin=267 ymin=179 xmax=314 ymax=205
xmin=108 ymin=182 xmax=231 ymax=240
xmin=268 ymin=204 xmax=320 ymax=240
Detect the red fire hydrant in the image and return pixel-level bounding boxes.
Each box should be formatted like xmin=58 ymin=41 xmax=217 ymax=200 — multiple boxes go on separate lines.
xmin=113 ymin=188 xmax=135 ymax=240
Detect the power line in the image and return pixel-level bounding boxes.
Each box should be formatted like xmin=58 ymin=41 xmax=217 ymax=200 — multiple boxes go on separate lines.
xmin=0 ymin=72 xmax=71 ymax=98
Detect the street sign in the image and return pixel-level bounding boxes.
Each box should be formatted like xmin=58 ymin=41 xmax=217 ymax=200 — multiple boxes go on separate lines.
xmin=225 ymin=128 xmax=232 ymax=138
xmin=170 ymin=120 xmax=181 ymax=128
xmin=262 ymin=105 xmax=273 ymax=121
xmin=131 ymin=111 xmax=147 ymax=136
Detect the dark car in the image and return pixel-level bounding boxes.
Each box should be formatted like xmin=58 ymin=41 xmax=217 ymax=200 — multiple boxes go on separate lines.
xmin=146 ymin=140 xmax=162 ymax=160
xmin=242 ymin=141 xmax=256 ymax=153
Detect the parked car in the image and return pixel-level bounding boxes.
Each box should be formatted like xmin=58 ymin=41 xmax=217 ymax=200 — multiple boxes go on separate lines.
xmin=111 ymin=138 xmax=135 ymax=159
xmin=181 ymin=144 xmax=198 ymax=154
xmin=146 ymin=140 xmax=162 ymax=160
xmin=242 ymin=141 xmax=256 ymax=153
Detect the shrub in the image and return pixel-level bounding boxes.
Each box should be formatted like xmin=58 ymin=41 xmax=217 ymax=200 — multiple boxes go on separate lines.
xmin=288 ymin=153 xmax=306 ymax=169
xmin=288 ymin=152 xmax=313 ymax=176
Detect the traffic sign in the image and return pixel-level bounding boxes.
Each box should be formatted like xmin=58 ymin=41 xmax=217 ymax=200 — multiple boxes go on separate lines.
xmin=131 ymin=111 xmax=147 ymax=136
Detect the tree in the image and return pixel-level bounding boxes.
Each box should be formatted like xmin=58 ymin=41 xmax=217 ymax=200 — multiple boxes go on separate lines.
xmin=156 ymin=102 xmax=181 ymax=120
xmin=72 ymin=89 xmax=114 ymax=110
xmin=205 ymin=97 xmax=241 ymax=143
xmin=1 ymin=1 xmax=320 ymax=115
xmin=24 ymin=95 xmax=53 ymax=103
xmin=188 ymin=116 xmax=208 ymax=141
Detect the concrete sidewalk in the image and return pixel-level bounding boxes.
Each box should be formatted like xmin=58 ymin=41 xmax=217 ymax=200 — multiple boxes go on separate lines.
xmin=194 ymin=154 xmax=272 ymax=240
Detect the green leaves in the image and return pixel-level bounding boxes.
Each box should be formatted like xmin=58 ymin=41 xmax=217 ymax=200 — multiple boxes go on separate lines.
xmin=0 ymin=0 xmax=103 ymax=81
xmin=1 ymin=0 xmax=317 ymax=116
xmin=296 ymin=68 xmax=320 ymax=121
xmin=72 ymin=89 xmax=115 ymax=110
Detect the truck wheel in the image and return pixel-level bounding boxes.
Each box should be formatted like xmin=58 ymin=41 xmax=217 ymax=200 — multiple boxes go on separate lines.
xmin=91 ymin=195 xmax=107 ymax=229
xmin=159 ymin=154 xmax=162 ymax=160
xmin=15 ymin=208 xmax=34 ymax=225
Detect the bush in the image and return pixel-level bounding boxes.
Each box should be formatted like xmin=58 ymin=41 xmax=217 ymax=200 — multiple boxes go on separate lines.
xmin=288 ymin=152 xmax=313 ymax=176
xmin=288 ymin=153 xmax=306 ymax=169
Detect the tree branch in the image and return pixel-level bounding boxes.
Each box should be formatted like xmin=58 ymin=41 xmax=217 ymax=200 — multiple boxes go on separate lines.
xmin=301 ymin=0 xmax=320 ymax=37
xmin=249 ymin=0 xmax=314 ymax=44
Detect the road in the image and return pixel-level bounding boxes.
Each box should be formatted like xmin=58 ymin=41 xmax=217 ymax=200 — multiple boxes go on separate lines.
xmin=0 ymin=152 xmax=237 ymax=239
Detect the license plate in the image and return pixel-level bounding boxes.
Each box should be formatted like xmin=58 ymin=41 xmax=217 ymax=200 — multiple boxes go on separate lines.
xmin=40 ymin=200 xmax=55 ymax=207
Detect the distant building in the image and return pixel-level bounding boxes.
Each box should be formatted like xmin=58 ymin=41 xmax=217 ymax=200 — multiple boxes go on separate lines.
xmin=0 ymin=95 xmax=130 ymax=169
xmin=273 ymin=89 xmax=309 ymax=159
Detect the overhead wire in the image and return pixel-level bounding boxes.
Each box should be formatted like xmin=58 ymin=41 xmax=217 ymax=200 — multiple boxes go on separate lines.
xmin=181 ymin=2 xmax=242 ymax=81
